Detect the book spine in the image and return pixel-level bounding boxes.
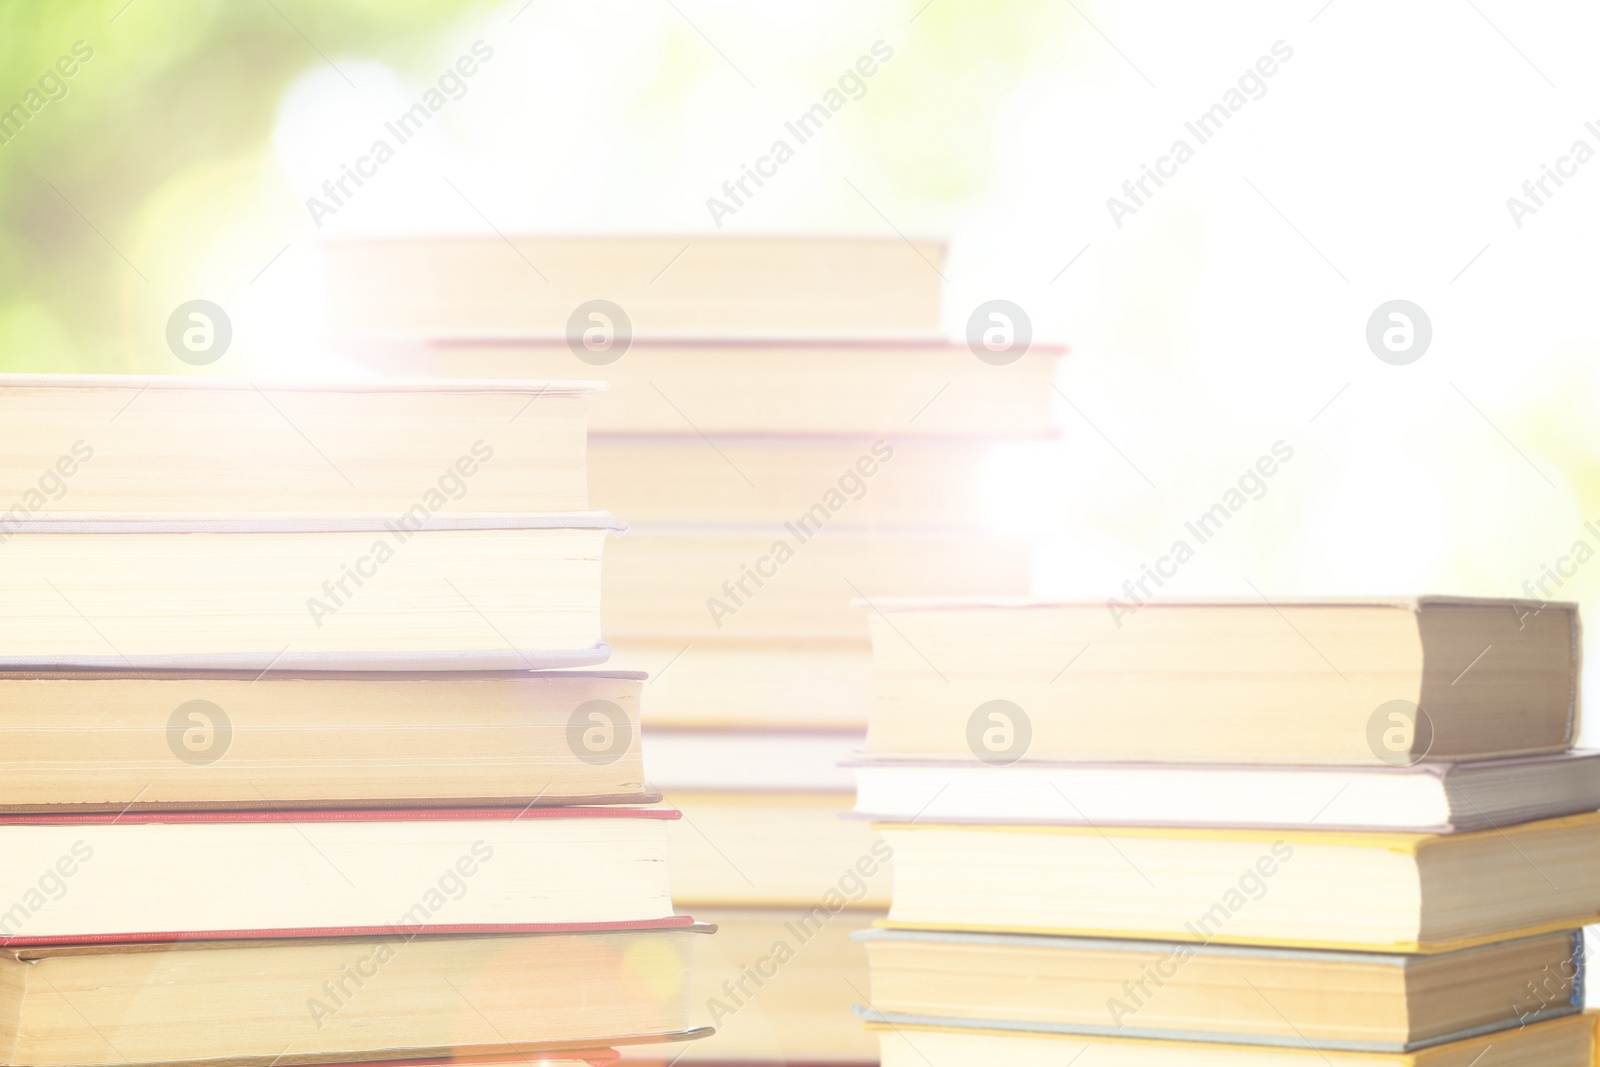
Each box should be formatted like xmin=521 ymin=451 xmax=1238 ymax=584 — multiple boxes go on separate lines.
xmin=1571 ymin=929 xmax=1586 ymax=1007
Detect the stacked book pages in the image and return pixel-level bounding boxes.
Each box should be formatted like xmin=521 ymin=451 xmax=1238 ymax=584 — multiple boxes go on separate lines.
xmin=850 ymin=597 xmax=1600 ymax=1065
xmin=0 ymin=375 xmax=707 ymax=1066
xmin=325 ymin=234 xmax=1065 ymax=1063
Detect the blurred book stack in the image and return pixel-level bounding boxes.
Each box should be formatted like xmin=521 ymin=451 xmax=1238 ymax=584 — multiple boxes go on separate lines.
xmin=850 ymin=597 xmax=1600 ymax=1064
xmin=325 ymin=235 xmax=1065 ymax=1063
xmin=0 ymin=376 xmax=706 ymax=1065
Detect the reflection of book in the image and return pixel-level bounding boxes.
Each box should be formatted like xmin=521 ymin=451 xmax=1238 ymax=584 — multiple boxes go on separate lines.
xmin=869 ymin=1011 xmax=1597 ymax=1066
xmin=857 ymin=928 xmax=1581 ymax=1051
xmin=0 ymin=927 xmax=710 ymax=1066
xmin=0 ymin=669 xmax=653 ymax=812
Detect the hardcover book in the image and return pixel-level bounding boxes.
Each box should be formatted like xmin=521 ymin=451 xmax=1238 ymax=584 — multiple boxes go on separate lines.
xmin=0 ymin=927 xmax=711 ymax=1066
xmin=0 ymin=515 xmax=619 ymax=669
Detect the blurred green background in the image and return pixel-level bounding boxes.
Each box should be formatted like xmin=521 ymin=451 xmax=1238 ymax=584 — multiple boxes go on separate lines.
xmin=0 ymin=0 xmax=497 ymax=374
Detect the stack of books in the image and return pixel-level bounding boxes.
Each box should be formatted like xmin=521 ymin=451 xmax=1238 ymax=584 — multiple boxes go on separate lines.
xmin=323 ymin=234 xmax=1065 ymax=1063
xmin=0 ymin=375 xmax=706 ymax=1065
xmin=850 ymin=597 xmax=1600 ymax=1064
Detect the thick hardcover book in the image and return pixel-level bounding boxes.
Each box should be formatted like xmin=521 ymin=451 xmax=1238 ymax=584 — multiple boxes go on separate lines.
xmin=0 ymin=807 xmax=682 ymax=945
xmin=855 ymin=928 xmax=1583 ymax=1052
xmin=0 ymin=374 xmax=595 ymax=513
xmin=0 ymin=669 xmax=654 ymax=812
xmin=877 ymin=812 xmax=1600 ymax=953
xmin=849 ymin=751 xmax=1600 ymax=832
xmin=861 ymin=597 xmax=1580 ymax=764
xmin=0 ymin=515 xmax=620 ymax=669
xmin=0 ymin=927 xmax=712 ymax=1066
xmin=325 ymin=235 xmax=947 ymax=340
xmin=866 ymin=1011 xmax=1597 ymax=1066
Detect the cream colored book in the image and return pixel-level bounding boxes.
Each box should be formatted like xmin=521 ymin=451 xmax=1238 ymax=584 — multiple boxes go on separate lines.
xmin=858 ymin=928 xmax=1581 ymax=1051
xmin=614 ymin=639 xmax=873 ymax=729
xmin=877 ymin=814 xmax=1600 ymax=953
xmin=868 ymin=1012 xmax=1596 ymax=1066
xmin=0 ymin=928 xmax=710 ymax=1067
xmin=0 ymin=375 xmax=590 ymax=513
xmin=623 ymin=906 xmax=880 ymax=1065
xmin=606 ymin=531 xmax=1032 ymax=643
xmin=862 ymin=598 xmax=1579 ymax=764
xmin=0 ymin=669 xmax=651 ymax=812
xmin=417 ymin=340 xmax=1063 ymax=436
xmin=325 ymin=235 xmax=945 ymax=339
xmin=0 ymin=515 xmax=616 ymax=669
xmin=661 ymin=791 xmax=890 ymax=909
xmin=848 ymin=752 xmax=1600 ymax=833
xmin=645 ymin=728 xmax=859 ymax=793
xmin=0 ymin=808 xmax=678 ymax=942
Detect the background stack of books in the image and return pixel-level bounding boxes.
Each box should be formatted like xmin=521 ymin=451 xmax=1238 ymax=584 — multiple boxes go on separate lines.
xmin=0 ymin=376 xmax=705 ymax=1065
xmin=325 ymin=235 xmax=1064 ymax=1063
xmin=851 ymin=597 xmax=1600 ymax=1065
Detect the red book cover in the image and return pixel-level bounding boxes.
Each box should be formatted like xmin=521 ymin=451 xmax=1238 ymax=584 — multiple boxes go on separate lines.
xmin=0 ymin=806 xmax=681 ymax=826
xmin=322 ymin=1055 xmax=621 ymax=1067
